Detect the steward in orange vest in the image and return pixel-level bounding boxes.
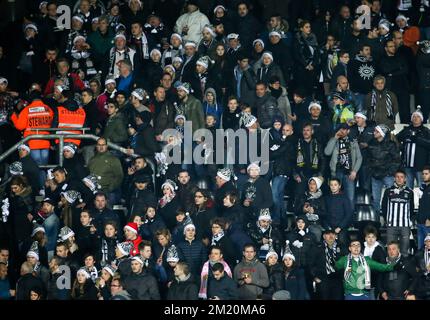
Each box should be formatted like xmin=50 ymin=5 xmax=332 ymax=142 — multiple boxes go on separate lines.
xmin=11 ymin=90 xmax=54 ymax=150
xmin=52 ymin=86 xmax=86 ymax=146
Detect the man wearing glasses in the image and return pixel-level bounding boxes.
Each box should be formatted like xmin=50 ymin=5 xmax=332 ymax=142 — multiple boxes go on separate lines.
xmin=110 ymin=277 xmax=132 ymax=300
xmin=335 ymin=239 xmax=397 ymax=300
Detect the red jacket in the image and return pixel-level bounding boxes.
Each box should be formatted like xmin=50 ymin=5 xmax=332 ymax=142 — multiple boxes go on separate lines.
xmin=44 ymin=73 xmax=85 ymax=96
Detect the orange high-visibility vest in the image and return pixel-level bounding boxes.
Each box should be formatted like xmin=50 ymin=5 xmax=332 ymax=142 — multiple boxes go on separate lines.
xmin=56 ymin=106 xmax=86 ymax=146
xmin=11 ymin=100 xmax=54 ymax=150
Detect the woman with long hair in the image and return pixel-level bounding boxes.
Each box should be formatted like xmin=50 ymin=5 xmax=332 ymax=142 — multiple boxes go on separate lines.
xmin=293 ymin=20 xmax=320 ymax=96
xmin=190 ymin=189 xmax=216 ymax=244
xmin=158 ymin=179 xmax=180 ymax=231
xmin=209 ymin=44 xmax=231 ymax=105
xmin=71 ymin=268 xmax=98 ymax=300
xmin=9 ymin=176 xmax=34 ymax=249
xmin=95 ymin=265 xmax=116 ymax=300
xmin=282 ymin=250 xmax=309 ymax=300
xmin=262 ymin=249 xmax=284 ymax=300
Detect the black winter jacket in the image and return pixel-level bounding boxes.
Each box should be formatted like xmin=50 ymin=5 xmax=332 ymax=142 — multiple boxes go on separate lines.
xmin=123 ymin=271 xmax=160 ymax=300
xmin=322 ymin=192 xmax=353 ymax=230
xmin=167 ymin=274 xmax=199 ymax=300
xmin=397 ymin=124 xmax=430 ymax=171
xmin=207 ymin=273 xmax=239 ymax=300
xmin=367 ymin=137 xmax=401 ymax=179
xmin=379 ymin=256 xmax=419 ymax=300
xmin=418 ymin=183 xmax=430 ymax=224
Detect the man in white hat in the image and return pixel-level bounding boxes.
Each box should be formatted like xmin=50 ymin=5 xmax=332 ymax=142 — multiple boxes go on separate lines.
xmin=324 ymin=123 xmax=362 ymax=207
xmin=349 ymin=111 xmax=375 ymax=192
xmin=177 ymin=82 xmax=205 ymax=134
xmin=179 ymin=41 xmax=199 ymax=83
xmin=16 ymin=143 xmax=42 ymax=197
xmin=241 ymin=162 xmax=274 ymax=222
xmin=368 ymin=124 xmax=401 ymax=213
xmin=198 ymin=25 xmax=219 ymax=58
xmin=95 ymin=75 xmax=117 ymax=122
xmin=105 ymin=33 xmax=137 ymax=78
xmin=396 ymin=108 xmax=430 ymax=188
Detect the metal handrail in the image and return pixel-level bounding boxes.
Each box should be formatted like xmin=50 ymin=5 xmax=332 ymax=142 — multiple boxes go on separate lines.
xmin=0 ymin=133 xmax=157 ymax=188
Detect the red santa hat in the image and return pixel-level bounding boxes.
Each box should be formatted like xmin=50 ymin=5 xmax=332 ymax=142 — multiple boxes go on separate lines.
xmin=124 ymin=222 xmax=138 ymax=234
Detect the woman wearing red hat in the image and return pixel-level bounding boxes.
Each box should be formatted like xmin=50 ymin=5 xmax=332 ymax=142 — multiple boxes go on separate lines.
xmin=124 ymin=222 xmax=142 ymax=256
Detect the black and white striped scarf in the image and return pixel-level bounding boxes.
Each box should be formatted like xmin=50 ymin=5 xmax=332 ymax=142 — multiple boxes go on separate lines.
xmin=370 ymin=89 xmax=393 ymax=120
xmin=109 ymin=47 xmax=132 ymax=75
xmin=100 ymin=238 xmax=110 ymax=267
xmin=324 ymin=241 xmax=337 ymax=274
xmin=425 ymin=248 xmax=430 ymax=276
xmin=211 ymin=231 xmax=225 ymax=246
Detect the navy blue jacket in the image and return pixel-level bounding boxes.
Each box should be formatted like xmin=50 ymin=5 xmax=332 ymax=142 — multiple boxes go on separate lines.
xmin=284 ymin=267 xmax=309 ymax=300
xmin=177 ymin=239 xmax=207 ymax=276
xmin=322 ymin=192 xmax=353 ymax=230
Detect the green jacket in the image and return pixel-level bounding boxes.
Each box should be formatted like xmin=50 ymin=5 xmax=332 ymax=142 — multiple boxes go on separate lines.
xmin=183 ymin=95 xmax=205 ymax=134
xmin=335 ymin=255 xmax=393 ymax=295
xmin=88 ymin=151 xmax=124 ymax=192
xmin=103 ymin=113 xmax=128 ymax=145
xmin=87 ymin=29 xmax=114 ymax=62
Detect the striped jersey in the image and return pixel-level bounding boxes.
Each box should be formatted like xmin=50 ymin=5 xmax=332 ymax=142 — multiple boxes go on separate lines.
xmin=381 ymin=184 xmax=414 ymax=227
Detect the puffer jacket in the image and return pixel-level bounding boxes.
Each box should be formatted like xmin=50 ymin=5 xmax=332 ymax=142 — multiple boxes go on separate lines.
xmin=367 ymin=136 xmax=401 ymax=179
xmin=254 ymin=93 xmax=284 ymax=129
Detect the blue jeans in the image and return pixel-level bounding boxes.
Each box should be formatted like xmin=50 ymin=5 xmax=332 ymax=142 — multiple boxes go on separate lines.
xmin=404 ymin=167 xmax=423 ymax=189
xmin=417 ymin=224 xmax=430 ymax=250
xmin=345 ymin=293 xmax=370 ymax=300
xmin=31 ymin=149 xmax=49 ymax=188
xmin=371 ymin=176 xmax=394 ymax=213
xmin=335 ymin=170 xmax=356 ymax=209
xmin=43 ymin=213 xmax=60 ymax=252
xmin=271 ymin=175 xmax=288 ymax=224
xmin=353 ymin=92 xmax=366 ymax=113
xmin=31 ymin=149 xmax=50 ymax=165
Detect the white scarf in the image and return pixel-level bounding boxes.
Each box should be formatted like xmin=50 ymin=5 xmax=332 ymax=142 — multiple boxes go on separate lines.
xmin=363 ymin=241 xmax=380 ymax=258
xmin=344 ymin=253 xmax=371 ymax=290
xmin=211 ymin=231 xmax=224 ymax=245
